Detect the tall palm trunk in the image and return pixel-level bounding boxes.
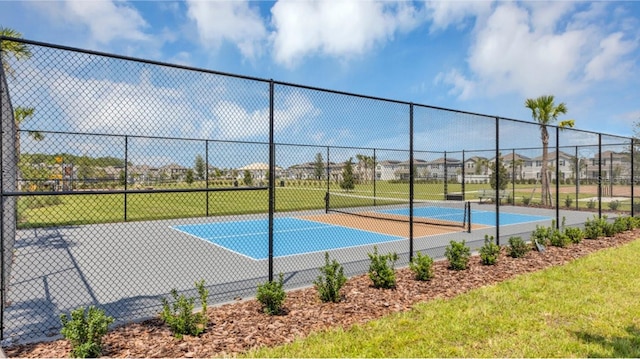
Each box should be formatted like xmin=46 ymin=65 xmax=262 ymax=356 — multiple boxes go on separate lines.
xmin=540 ymin=126 xmax=552 ymax=206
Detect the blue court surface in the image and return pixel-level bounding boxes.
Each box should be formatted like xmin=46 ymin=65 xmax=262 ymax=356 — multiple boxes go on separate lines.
xmin=173 ymin=217 xmax=404 ymax=260
xmin=173 ymin=207 xmax=550 ymax=260
xmin=383 ymin=207 xmax=550 ymax=226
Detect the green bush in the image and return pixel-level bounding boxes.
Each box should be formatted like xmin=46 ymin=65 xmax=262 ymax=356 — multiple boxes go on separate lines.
xmin=445 ymin=240 xmax=471 ymax=270
xmin=160 ymin=280 xmax=209 ymax=339
xmin=60 ymin=306 xmax=114 ymax=358
xmin=612 ymin=216 xmax=630 ymax=235
xmin=409 ymin=251 xmax=434 ymax=281
xmin=522 ymin=197 xmax=531 ymax=206
xmin=257 ymin=273 xmax=287 ymax=315
xmin=479 ymin=235 xmax=500 ymax=265
xmin=368 ymin=246 xmax=398 ymax=288
xmin=507 ymin=236 xmax=529 ymax=258
xmin=564 ymin=196 xmax=573 ymax=208
xmin=564 ymin=226 xmax=584 ymax=244
xmin=608 ymin=200 xmax=621 ymax=211
xmin=587 ymin=199 xmax=596 ymax=209
xmin=314 ymin=252 xmax=347 ymax=303
xmin=584 ymin=215 xmax=608 ymax=239
xmin=530 ymin=225 xmax=551 ymax=247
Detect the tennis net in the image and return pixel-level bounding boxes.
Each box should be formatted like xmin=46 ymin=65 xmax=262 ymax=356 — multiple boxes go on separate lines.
xmin=325 ymin=192 xmax=471 ymax=231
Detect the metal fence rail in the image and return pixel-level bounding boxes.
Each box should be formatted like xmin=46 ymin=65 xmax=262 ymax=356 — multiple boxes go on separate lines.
xmin=1 ymin=36 xmax=637 ymax=344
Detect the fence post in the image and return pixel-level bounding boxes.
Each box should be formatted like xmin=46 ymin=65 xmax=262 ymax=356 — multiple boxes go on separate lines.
xmin=124 ymin=135 xmax=128 ymax=222
xmin=443 ymin=151 xmax=448 ymax=199
xmin=373 ymin=148 xmax=377 ymax=206
xmin=268 ymin=80 xmax=275 ymax=282
xmin=556 ymin=127 xmax=560 ymax=229
xmin=205 ymin=140 xmax=209 ymax=217
xmin=632 ymin=138 xmax=635 ymax=217
xmin=598 ymin=134 xmax=602 ymax=218
xmin=409 ymin=103 xmax=414 ymax=262
xmin=495 ymin=117 xmax=500 ymax=245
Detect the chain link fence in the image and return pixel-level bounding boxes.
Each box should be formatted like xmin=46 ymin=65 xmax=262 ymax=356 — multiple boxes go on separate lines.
xmin=1 ymin=37 xmax=637 ymax=344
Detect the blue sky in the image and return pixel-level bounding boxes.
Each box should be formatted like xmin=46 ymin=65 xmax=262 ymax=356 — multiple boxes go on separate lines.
xmin=1 ymin=0 xmax=640 ymax=167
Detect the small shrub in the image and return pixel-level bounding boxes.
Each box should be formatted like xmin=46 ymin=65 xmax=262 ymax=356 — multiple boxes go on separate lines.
xmin=409 ymin=251 xmax=434 ymax=281
xmin=522 ymin=197 xmax=531 ymax=206
xmin=548 ymin=227 xmax=569 ymax=247
xmin=60 ymin=306 xmax=114 ymax=358
xmin=314 ymin=252 xmax=347 ymax=303
xmin=368 ymin=246 xmax=398 ymax=288
xmin=587 ymin=199 xmax=596 ymax=209
xmin=612 ymin=216 xmax=629 ymax=235
xmin=564 ymin=196 xmax=573 ymax=208
xmin=479 ymin=235 xmax=500 ymax=265
xmin=160 ymin=280 xmax=209 ymax=339
xmin=584 ymin=215 xmax=608 ymax=239
xmin=530 ymin=225 xmax=551 ymax=247
xmin=257 ymin=273 xmax=286 ymax=315
xmin=608 ymin=200 xmax=621 ymax=211
xmin=507 ymin=236 xmax=529 ymax=258
xmin=445 ymin=240 xmax=471 ymax=270
xmin=564 ymin=226 xmax=584 ymax=244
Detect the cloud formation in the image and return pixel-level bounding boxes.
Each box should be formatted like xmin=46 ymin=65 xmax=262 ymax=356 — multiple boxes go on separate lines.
xmin=270 ymin=0 xmax=423 ymax=67
xmin=186 ymin=0 xmax=267 ymax=59
xmin=436 ymin=2 xmax=638 ymax=100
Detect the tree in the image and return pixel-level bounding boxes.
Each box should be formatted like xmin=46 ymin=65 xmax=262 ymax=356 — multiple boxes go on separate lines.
xmin=243 ymin=170 xmax=253 ymax=186
xmin=525 ymin=95 xmax=574 ymax=206
xmin=355 ymin=154 xmax=375 ymax=184
xmin=314 ymin=152 xmax=324 ymax=180
xmin=1 ymin=27 xmax=32 ymax=77
xmin=185 ymin=169 xmax=194 ymax=185
xmin=489 ymin=155 xmax=510 ymax=190
xmin=340 ymin=158 xmax=355 ymax=191
xmin=194 ymin=155 xmax=205 ymax=181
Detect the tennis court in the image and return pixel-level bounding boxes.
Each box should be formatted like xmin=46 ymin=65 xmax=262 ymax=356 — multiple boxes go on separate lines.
xmin=173 ymin=204 xmax=551 ymax=260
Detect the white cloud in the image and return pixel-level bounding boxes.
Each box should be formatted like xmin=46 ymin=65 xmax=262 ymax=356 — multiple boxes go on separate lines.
xmin=436 ymin=2 xmax=637 ymax=100
xmin=31 ymin=0 xmax=150 ymax=44
xmin=186 ymin=0 xmax=267 ymax=59
xmin=270 ymin=0 xmax=423 ymax=67
xmin=425 ymin=0 xmax=492 ymax=33
xmin=208 ymin=91 xmax=320 ymax=140
xmin=585 ymin=32 xmax=636 ymax=81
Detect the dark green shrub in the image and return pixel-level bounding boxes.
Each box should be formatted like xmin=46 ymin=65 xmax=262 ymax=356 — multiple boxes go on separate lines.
xmin=612 ymin=216 xmax=629 ymax=235
xmin=530 ymin=225 xmax=551 ymax=246
xmin=257 ymin=273 xmax=286 ymax=315
xmin=368 ymin=246 xmax=398 ymax=288
xmin=161 ymin=280 xmax=209 ymax=339
xmin=564 ymin=196 xmax=573 ymax=208
xmin=314 ymin=252 xmax=347 ymax=303
xmin=409 ymin=251 xmax=434 ymax=281
xmin=60 ymin=306 xmax=114 ymax=358
xmin=587 ymin=199 xmax=596 ymax=209
xmin=522 ymin=197 xmax=531 ymax=206
xmin=479 ymin=235 xmax=500 ymax=265
xmin=507 ymin=236 xmax=529 ymax=258
xmin=584 ymin=215 xmax=608 ymax=239
xmin=608 ymin=200 xmax=621 ymax=211
xmin=564 ymin=226 xmax=584 ymax=244
xmin=445 ymin=240 xmax=471 ymax=270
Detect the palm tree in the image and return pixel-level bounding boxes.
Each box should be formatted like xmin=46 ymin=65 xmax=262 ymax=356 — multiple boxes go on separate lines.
xmin=1 ymin=27 xmax=31 ymax=77
xmin=525 ymin=95 xmax=574 ymax=206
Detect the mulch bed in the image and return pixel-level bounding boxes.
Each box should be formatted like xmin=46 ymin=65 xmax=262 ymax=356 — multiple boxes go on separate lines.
xmin=6 ymin=230 xmax=639 ymax=358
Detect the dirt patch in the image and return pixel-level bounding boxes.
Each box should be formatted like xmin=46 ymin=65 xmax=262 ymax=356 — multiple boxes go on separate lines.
xmin=5 ymin=231 xmax=640 ymax=358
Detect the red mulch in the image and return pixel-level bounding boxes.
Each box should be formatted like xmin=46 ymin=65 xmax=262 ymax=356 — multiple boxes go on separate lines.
xmin=5 ymin=230 xmax=639 ymax=358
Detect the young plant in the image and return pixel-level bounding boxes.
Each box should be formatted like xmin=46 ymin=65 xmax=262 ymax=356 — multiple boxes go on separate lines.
xmin=409 ymin=251 xmax=434 ymax=281
xmin=479 ymin=235 xmax=500 ymax=265
xmin=507 ymin=236 xmax=529 ymax=258
xmin=530 ymin=225 xmax=551 ymax=247
xmin=584 ymin=215 xmax=608 ymax=239
xmin=564 ymin=196 xmax=573 ymax=208
xmin=314 ymin=252 xmax=347 ymax=303
xmin=608 ymin=200 xmax=621 ymax=211
xmin=257 ymin=273 xmax=286 ymax=315
xmin=160 ymin=279 xmax=209 ymax=339
xmin=445 ymin=240 xmax=471 ymax=270
xmin=368 ymin=246 xmax=398 ymax=289
xmin=60 ymin=306 xmax=114 ymax=358
xmin=587 ymin=199 xmax=596 ymax=209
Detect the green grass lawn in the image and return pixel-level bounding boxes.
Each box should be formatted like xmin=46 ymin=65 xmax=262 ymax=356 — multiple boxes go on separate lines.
xmin=246 ymin=239 xmax=640 ymax=358
xmin=17 ymin=181 xmax=632 ymax=228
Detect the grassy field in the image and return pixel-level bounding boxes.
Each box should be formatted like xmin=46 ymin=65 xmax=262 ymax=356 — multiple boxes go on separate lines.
xmin=246 ymin=239 xmax=640 ymax=358
xmin=17 ymin=181 xmax=632 ymax=228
